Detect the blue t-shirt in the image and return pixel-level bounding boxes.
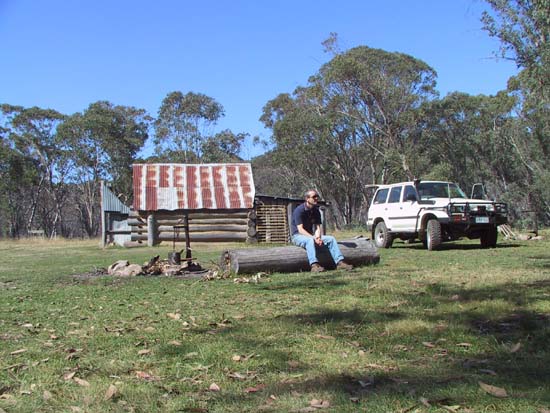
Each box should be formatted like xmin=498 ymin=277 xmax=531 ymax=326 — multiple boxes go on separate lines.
xmin=291 ymin=203 xmax=321 ymax=235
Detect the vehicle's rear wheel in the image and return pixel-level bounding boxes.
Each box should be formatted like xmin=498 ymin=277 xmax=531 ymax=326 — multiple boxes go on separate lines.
xmin=426 ymin=219 xmax=442 ymax=251
xmin=374 ymin=221 xmax=393 ymax=248
xmin=480 ymin=226 xmax=498 ymax=248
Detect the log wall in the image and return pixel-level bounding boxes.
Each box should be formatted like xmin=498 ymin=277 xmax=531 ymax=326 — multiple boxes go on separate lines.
xmin=128 ymin=196 xmax=318 ymax=246
xmin=129 ymin=209 xmax=255 ymax=245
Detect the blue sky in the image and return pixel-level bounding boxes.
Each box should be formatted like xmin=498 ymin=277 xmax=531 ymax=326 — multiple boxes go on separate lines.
xmin=0 ymin=0 xmax=517 ymax=159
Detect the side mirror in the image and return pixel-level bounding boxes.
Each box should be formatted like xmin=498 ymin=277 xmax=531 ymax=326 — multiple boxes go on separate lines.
xmin=471 ymin=183 xmax=485 ymax=199
xmin=405 ymin=193 xmax=417 ymax=202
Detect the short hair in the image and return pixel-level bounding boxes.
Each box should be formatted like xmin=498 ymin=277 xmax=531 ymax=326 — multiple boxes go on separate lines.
xmin=304 ymin=190 xmax=318 ymax=199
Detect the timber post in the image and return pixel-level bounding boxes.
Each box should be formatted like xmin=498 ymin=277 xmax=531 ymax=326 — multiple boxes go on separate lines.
xmin=147 ymin=213 xmax=157 ymax=246
xmin=246 ymin=209 xmax=258 ymax=243
xmin=100 ymin=180 xmax=107 ymax=248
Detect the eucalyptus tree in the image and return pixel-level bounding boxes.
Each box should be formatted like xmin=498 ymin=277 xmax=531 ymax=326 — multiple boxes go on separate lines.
xmin=0 ymin=104 xmax=69 ymax=237
xmin=251 ymin=150 xmax=308 ymax=198
xmin=57 ymin=101 xmax=150 ymax=236
xmin=261 ymin=46 xmax=438 ymax=225
xmin=260 ymin=90 xmax=355 ymax=223
xmin=419 ymin=91 xmax=521 ymax=197
xmin=201 ymin=130 xmax=246 ymax=163
xmin=318 ymin=46 xmax=438 ymax=182
xmin=0 ymin=126 xmax=39 ymax=237
xmin=154 ymin=91 xmax=224 ymax=162
xmin=482 ymin=0 xmax=550 ymax=222
xmin=482 ymin=0 xmax=549 ymax=99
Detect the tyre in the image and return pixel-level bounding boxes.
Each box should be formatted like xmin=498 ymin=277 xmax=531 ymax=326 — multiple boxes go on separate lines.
xmin=374 ymin=221 xmax=393 ymax=248
xmin=480 ymin=226 xmax=498 ymax=248
xmin=426 ymin=219 xmax=442 ymax=251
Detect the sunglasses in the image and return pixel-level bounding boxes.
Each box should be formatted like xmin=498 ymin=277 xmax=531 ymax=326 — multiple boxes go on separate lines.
xmin=309 ymin=195 xmax=319 ymax=199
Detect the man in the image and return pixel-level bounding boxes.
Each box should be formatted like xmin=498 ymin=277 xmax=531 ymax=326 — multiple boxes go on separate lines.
xmin=291 ymin=190 xmax=353 ymax=272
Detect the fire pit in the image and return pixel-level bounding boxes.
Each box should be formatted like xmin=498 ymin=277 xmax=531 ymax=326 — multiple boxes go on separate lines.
xmin=72 ymin=256 xmax=216 ymax=280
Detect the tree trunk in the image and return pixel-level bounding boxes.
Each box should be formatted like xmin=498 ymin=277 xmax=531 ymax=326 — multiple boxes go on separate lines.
xmin=220 ymin=237 xmax=379 ymax=275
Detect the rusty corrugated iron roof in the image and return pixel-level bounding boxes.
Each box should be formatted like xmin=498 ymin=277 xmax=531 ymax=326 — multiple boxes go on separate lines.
xmin=132 ymin=163 xmax=255 ymax=211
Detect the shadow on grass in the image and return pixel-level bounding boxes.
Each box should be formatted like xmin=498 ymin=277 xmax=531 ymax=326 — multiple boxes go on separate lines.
xmin=261 ymin=278 xmax=350 ymax=291
xmin=207 ymin=359 xmax=550 ymax=411
xmin=155 ymin=279 xmax=550 ymax=411
xmin=276 ymin=308 xmax=402 ymax=326
xmin=425 ymin=278 xmax=550 ymax=308
xmin=252 ymin=278 xmax=549 ymax=408
xmin=258 ymin=272 xmax=372 ymax=291
xmin=422 ymin=279 xmax=550 ymax=349
xmin=400 ymin=242 xmax=522 ymax=251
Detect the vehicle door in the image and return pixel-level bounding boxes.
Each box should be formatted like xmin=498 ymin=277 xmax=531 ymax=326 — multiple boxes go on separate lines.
xmin=385 ymin=186 xmax=403 ymax=231
xmin=399 ymin=185 xmax=422 ymax=232
xmin=367 ymin=188 xmax=389 ymax=227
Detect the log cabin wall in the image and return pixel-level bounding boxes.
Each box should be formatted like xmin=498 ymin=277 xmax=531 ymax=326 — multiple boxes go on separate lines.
xmin=130 ymin=163 xmax=257 ymax=246
xmin=128 ymin=209 xmax=255 ymax=245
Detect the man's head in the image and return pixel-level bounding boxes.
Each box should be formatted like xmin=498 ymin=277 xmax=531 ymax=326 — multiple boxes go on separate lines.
xmin=304 ymin=190 xmax=319 ymax=208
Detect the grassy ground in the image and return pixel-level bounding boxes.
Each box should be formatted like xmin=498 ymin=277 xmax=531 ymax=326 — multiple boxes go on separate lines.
xmin=0 ymin=232 xmax=549 ymax=413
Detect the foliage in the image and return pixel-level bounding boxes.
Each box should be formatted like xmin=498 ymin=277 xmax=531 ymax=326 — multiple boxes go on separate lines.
xmin=154 ymin=91 xmax=225 ymax=162
xmin=0 ymin=135 xmax=40 ymax=237
xmin=419 ymin=92 xmax=520 ymax=192
xmin=0 ymin=104 xmax=69 ymax=237
xmin=201 ymin=129 xmax=247 ymax=163
xmin=57 ymin=101 xmax=150 ymax=236
xmin=482 ymin=0 xmax=549 ymax=94
xmin=251 ymin=150 xmax=308 ymax=198
xmin=482 ymin=0 xmax=550 ymax=224
xmin=261 ymin=45 xmax=438 ymax=226
xmin=0 ymin=236 xmax=549 ymax=412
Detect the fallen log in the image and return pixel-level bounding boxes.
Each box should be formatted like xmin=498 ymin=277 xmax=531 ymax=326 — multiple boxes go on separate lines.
xmin=221 ymin=237 xmax=379 ymax=274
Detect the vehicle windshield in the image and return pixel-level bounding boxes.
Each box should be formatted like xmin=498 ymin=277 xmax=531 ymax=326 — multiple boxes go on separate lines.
xmin=417 ymin=182 xmax=466 ymax=200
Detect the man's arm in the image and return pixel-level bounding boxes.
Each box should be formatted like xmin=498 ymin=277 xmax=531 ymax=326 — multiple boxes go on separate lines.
xmin=297 ymin=223 xmax=313 ymax=237
xmin=312 ymin=224 xmax=323 ymax=246
xmin=314 ymin=223 xmax=323 ymax=238
xmin=297 ymin=223 xmax=323 ymax=246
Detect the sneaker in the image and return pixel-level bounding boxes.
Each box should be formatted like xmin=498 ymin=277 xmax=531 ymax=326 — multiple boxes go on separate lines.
xmin=336 ymin=261 xmax=353 ymax=270
xmin=310 ymin=263 xmax=325 ymax=272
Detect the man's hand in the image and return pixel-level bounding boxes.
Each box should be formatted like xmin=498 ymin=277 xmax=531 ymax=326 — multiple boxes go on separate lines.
xmin=314 ymin=236 xmax=323 ymax=246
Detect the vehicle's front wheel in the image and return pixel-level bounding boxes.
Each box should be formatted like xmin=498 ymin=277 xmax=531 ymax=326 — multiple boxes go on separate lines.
xmin=374 ymin=221 xmax=393 ymax=248
xmin=480 ymin=226 xmax=498 ymax=248
xmin=426 ymin=219 xmax=442 ymax=251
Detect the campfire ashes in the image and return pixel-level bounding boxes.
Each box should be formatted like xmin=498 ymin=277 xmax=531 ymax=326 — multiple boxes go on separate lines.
xmin=73 ymin=256 xmax=218 ymax=280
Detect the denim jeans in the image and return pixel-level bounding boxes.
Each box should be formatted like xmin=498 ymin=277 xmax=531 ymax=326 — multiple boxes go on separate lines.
xmin=292 ymin=234 xmax=345 ymax=266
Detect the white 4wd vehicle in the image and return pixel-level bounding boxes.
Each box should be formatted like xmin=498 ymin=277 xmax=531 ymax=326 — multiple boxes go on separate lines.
xmin=366 ymin=180 xmax=508 ymax=250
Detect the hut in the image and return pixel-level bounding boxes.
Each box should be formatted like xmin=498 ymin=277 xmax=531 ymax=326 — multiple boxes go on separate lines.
xmin=100 ymin=181 xmax=132 ymax=247
xmin=124 ymin=163 xmax=327 ymax=246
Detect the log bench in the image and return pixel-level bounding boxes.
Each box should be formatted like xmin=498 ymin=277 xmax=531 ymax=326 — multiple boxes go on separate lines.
xmin=220 ymin=237 xmax=379 ymax=275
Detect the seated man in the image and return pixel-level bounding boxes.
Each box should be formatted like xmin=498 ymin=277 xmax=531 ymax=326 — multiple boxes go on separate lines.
xmin=291 ymin=190 xmax=353 ymax=272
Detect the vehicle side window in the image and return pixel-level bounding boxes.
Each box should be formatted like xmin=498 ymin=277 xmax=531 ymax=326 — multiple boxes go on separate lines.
xmin=373 ymin=188 xmax=389 ymax=204
xmin=403 ymin=185 xmax=417 ymax=201
xmin=388 ymin=186 xmax=402 ymax=203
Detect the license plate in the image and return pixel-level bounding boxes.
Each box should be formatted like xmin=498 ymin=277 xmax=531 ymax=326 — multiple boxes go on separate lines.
xmin=475 ymin=216 xmax=489 ymax=224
